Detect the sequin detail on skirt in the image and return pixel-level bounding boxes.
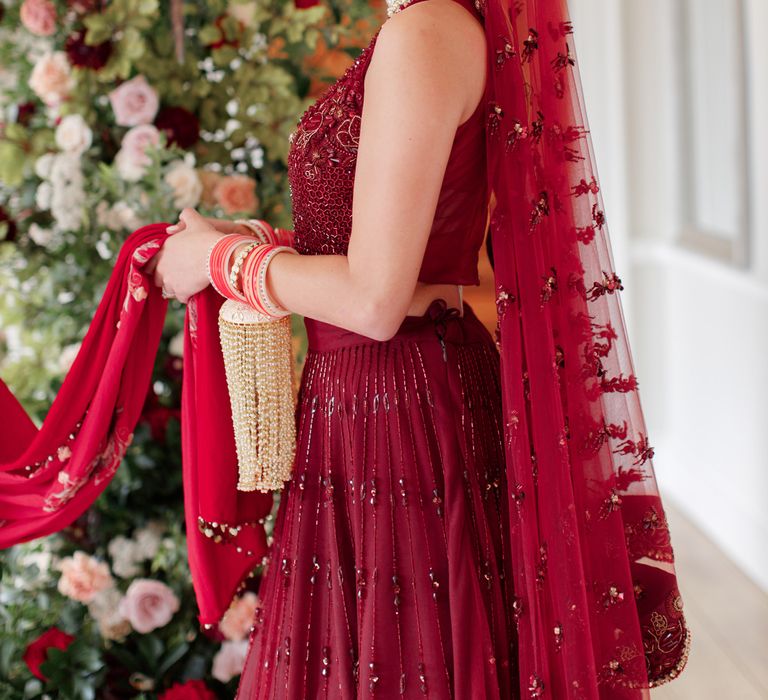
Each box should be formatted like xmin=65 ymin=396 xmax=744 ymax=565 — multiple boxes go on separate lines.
xmin=236 ymin=301 xmax=520 ymax=699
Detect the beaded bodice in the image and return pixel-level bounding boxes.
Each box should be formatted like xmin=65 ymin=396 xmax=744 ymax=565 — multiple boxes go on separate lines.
xmin=287 ymin=0 xmax=488 ymax=285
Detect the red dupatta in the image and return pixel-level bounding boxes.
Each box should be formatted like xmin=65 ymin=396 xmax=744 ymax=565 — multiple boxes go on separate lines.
xmin=0 ymin=224 xmax=272 ymax=628
xmin=481 ymin=0 xmax=690 ymax=695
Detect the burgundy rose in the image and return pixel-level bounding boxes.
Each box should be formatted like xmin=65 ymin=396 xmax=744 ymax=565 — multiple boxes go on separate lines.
xmin=159 ymin=679 xmax=217 ymax=700
xmin=16 ymin=101 xmax=36 ymax=126
xmin=154 ymin=106 xmax=200 ymax=149
xmin=65 ymin=29 xmax=112 ymax=70
xmin=0 ymin=206 xmax=17 ymax=243
xmin=295 ymin=0 xmax=321 ymax=8
xmin=23 ymin=627 xmax=75 ymax=681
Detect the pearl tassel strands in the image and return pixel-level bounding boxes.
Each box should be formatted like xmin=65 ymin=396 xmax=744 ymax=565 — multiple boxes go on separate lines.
xmin=218 ymin=300 xmax=296 ymax=492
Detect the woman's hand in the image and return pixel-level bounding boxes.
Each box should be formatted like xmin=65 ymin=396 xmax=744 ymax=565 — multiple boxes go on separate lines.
xmin=146 ymin=208 xmax=226 ymax=304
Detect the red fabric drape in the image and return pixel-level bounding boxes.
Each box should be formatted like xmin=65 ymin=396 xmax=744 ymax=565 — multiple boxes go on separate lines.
xmin=482 ymin=0 xmax=690 ymax=695
xmin=0 ymin=224 xmax=272 ymax=627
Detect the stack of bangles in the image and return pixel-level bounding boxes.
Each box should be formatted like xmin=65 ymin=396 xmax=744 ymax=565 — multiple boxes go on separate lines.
xmin=206 ymin=219 xmax=299 ymax=319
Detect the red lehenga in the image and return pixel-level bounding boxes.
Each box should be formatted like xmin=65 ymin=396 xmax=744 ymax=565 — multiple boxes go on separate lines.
xmin=236 ymin=1 xmax=518 ymax=697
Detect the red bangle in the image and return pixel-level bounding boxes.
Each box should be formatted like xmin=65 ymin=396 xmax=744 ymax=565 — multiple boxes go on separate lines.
xmin=208 ymin=234 xmax=255 ymax=300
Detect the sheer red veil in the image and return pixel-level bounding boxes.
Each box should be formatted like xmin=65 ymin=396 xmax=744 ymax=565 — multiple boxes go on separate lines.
xmin=479 ymin=0 xmax=690 ymax=695
xmin=0 ymin=0 xmax=690 ymax=694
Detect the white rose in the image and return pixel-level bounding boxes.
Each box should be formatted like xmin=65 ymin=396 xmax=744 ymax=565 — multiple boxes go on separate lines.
xmin=111 ymin=201 xmax=141 ymax=231
xmin=163 ymin=160 xmax=202 ymax=209
xmin=88 ymin=586 xmax=132 ymax=641
xmin=35 ymin=182 xmax=52 ymax=210
xmin=49 ymin=153 xmax=84 ymax=190
xmin=107 ymin=535 xmax=143 ymax=579
xmin=28 ymin=223 xmax=54 ymax=247
xmin=134 ymin=522 xmax=163 ymax=560
xmin=55 ymin=114 xmax=93 ymax=156
xmin=34 ymin=152 xmax=55 ymax=179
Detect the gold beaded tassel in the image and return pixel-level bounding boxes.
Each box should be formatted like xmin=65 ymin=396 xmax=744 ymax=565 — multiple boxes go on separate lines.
xmin=218 ymin=299 xmax=296 ymax=492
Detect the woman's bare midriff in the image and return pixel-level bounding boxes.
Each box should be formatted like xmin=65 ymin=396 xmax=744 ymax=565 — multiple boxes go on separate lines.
xmin=406 ymin=281 xmax=463 ymax=317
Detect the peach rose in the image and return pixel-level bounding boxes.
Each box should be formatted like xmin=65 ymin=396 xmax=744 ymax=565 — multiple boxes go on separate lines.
xmin=211 ymin=640 xmax=248 ymax=683
xmin=20 ymin=0 xmax=57 ymax=36
xmin=197 ymin=169 xmax=224 ymax=208
xmin=56 ymin=551 xmax=114 ymax=603
xmin=108 ymin=75 xmax=159 ymax=127
xmin=213 ymin=174 xmax=259 ymax=215
xmin=218 ymin=592 xmax=260 ymax=641
xmin=29 ymin=52 xmax=74 ymax=107
xmin=118 ymin=579 xmax=180 ymax=633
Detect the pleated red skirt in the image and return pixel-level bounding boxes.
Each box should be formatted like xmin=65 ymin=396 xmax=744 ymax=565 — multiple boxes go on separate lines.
xmin=236 ymin=298 xmax=519 ymax=699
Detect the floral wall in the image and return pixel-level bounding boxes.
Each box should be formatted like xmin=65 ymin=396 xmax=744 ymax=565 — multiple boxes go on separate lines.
xmin=0 ymin=0 xmax=379 ymax=697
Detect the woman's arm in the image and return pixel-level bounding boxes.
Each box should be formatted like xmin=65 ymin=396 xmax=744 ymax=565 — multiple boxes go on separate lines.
xmin=152 ymin=0 xmax=486 ymax=341
xmin=262 ymin=0 xmax=486 ymax=340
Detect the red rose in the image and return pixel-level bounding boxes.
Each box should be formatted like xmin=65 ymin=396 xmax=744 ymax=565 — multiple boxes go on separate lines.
xmin=159 ymin=679 xmax=217 ymax=700
xmin=295 ymin=0 xmax=321 ymax=8
xmin=23 ymin=627 xmax=75 ymax=681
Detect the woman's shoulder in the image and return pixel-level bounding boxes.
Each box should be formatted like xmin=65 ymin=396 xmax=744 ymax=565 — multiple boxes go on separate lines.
xmin=372 ymin=0 xmax=485 ymax=77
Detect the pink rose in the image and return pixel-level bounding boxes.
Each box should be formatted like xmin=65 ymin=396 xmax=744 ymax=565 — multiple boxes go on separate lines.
xmin=20 ymin=0 xmax=57 ymax=36
xmin=56 ymin=551 xmax=114 ymax=603
xmin=29 ymin=52 xmax=74 ymax=107
xmin=213 ymin=174 xmax=259 ymax=215
xmin=115 ymin=124 xmax=161 ymax=181
xmin=211 ymin=640 xmax=248 ymax=683
xmin=218 ymin=592 xmax=259 ymax=641
xmin=108 ymin=75 xmax=159 ymax=127
xmin=118 ymin=579 xmax=180 ymax=633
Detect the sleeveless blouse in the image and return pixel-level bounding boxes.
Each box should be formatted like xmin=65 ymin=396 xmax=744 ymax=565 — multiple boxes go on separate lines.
xmin=286 ymin=0 xmax=488 ymax=285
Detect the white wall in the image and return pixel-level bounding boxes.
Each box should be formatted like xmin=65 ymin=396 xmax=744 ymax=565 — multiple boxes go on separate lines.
xmin=571 ymin=0 xmax=768 ymax=591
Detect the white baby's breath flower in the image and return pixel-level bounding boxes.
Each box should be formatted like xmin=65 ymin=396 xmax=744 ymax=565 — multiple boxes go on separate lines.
xmin=96 ymin=237 xmax=112 ymax=260
xmin=164 ymin=160 xmax=202 ymax=209
xmin=55 ymin=114 xmax=92 ymax=156
xmin=250 ymin=145 xmax=264 ymax=170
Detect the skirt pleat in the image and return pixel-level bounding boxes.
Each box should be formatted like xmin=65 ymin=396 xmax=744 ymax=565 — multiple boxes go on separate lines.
xmin=236 ymin=301 xmax=519 ymax=699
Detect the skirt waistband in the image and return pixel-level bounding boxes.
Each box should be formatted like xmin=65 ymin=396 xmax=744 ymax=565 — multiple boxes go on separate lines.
xmin=304 ymin=298 xmax=494 ymax=352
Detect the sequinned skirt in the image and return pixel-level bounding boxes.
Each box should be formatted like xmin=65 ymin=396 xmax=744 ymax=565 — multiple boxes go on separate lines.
xmin=236 ymin=299 xmax=519 ymax=699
